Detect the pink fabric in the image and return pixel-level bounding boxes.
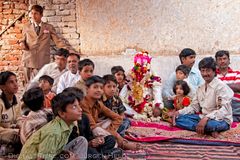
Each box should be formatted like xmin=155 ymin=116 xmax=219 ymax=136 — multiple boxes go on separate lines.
xmin=126 ymin=120 xmax=240 ymax=144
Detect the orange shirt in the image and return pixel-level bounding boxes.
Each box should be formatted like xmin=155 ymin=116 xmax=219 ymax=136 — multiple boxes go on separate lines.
xmin=44 ymin=92 xmax=56 ymax=109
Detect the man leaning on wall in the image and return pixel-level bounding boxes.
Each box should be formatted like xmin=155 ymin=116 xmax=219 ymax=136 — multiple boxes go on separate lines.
xmin=20 ymin=5 xmax=76 ymax=85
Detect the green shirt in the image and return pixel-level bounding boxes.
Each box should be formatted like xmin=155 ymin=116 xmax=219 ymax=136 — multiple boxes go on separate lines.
xmin=18 ymin=116 xmax=73 ymax=160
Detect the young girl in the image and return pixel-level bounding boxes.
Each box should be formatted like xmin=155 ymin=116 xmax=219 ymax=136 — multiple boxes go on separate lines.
xmin=162 ymin=80 xmax=191 ymax=123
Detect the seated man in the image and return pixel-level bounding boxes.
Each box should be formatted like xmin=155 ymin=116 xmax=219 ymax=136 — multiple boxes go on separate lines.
xmin=162 ymin=48 xmax=204 ymax=109
xmin=56 ymin=53 xmax=80 ymax=94
xmin=215 ymin=50 xmax=240 ymax=122
xmin=172 ymin=57 xmax=233 ymax=137
xmin=27 ymin=48 xmax=69 ymax=93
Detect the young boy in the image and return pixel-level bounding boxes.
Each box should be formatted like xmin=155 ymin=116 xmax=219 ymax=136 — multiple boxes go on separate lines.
xmin=74 ymin=59 xmax=94 ymax=96
xmin=0 ymin=71 xmax=21 ymax=155
xmin=111 ymin=66 xmax=126 ymax=94
xmin=81 ymin=75 xmax=141 ymax=150
xmin=102 ymin=74 xmax=130 ymax=137
xmin=39 ymin=75 xmax=56 ymax=109
xmin=64 ymin=87 xmax=122 ymax=160
xmin=18 ymin=90 xmax=88 ymax=160
xmin=20 ymin=87 xmax=53 ymax=144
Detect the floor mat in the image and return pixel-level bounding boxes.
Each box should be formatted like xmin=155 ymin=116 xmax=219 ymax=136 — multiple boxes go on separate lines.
xmin=125 ymin=120 xmax=240 ymax=146
xmin=124 ymin=143 xmax=240 ymax=160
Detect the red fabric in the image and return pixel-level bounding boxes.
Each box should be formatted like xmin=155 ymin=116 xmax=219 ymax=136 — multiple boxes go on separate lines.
xmin=126 ymin=120 xmax=240 ymax=144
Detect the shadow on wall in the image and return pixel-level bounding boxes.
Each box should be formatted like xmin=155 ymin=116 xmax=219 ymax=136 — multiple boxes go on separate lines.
xmin=83 ymin=55 xmax=240 ymax=83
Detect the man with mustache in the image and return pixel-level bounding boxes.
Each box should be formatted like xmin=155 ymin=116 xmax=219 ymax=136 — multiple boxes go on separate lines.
xmin=215 ymin=50 xmax=240 ymax=122
xmin=172 ymin=57 xmax=233 ymax=138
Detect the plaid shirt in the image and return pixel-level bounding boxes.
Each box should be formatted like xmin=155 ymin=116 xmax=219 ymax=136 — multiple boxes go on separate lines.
xmin=20 ymin=109 xmax=53 ymax=144
xmin=102 ymin=95 xmax=126 ymax=114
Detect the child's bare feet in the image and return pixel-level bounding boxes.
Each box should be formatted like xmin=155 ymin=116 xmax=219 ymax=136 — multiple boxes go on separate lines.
xmin=122 ymin=139 xmax=142 ymax=151
xmin=211 ymin=131 xmax=219 ymax=138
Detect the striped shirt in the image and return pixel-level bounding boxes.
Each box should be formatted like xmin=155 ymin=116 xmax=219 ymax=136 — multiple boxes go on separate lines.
xmin=216 ymin=68 xmax=240 ymax=101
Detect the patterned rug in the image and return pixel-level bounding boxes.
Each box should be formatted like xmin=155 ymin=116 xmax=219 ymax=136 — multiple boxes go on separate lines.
xmin=124 ymin=143 xmax=240 ymax=160
xmin=125 ymin=120 xmax=240 ymax=146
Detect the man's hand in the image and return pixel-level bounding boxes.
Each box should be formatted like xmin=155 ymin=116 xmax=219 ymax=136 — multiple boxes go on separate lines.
xmin=172 ymin=111 xmax=180 ymax=126
xmin=196 ymin=117 xmax=208 ymax=134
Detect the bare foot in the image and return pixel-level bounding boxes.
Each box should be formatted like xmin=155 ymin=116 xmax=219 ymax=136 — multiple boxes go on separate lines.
xmin=122 ymin=140 xmax=142 ymax=151
xmin=211 ymin=132 xmax=219 ymax=138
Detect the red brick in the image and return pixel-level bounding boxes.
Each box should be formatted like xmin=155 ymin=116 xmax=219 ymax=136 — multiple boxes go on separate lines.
xmin=3 ymin=9 xmax=13 ymax=14
xmin=16 ymin=33 xmax=23 ymax=39
xmin=3 ymin=14 xmax=14 ymax=19
xmin=3 ymin=4 xmax=10 ymax=9
xmin=11 ymin=60 xmax=21 ymax=66
xmin=7 ymin=39 xmax=18 ymax=45
xmin=19 ymin=3 xmax=27 ymax=10
xmin=7 ymin=27 xmax=21 ymax=33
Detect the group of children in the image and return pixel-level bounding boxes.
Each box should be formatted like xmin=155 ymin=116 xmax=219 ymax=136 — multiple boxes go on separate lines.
xmin=0 ymin=58 xmax=138 ymax=159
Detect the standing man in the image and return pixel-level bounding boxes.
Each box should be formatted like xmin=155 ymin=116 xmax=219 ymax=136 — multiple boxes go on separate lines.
xmin=20 ymin=5 xmax=75 ymax=84
xmin=215 ymin=50 xmax=240 ymax=122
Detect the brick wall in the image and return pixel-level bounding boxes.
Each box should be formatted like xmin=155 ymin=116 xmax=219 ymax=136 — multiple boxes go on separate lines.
xmin=30 ymin=0 xmax=80 ymax=54
xmin=0 ymin=0 xmax=80 ymax=88
xmin=0 ymin=0 xmax=29 ymax=88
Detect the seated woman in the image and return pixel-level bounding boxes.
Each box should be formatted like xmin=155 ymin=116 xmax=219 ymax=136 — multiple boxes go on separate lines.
xmin=120 ymin=51 xmax=164 ymax=122
xmin=0 ymin=71 xmax=22 ymax=156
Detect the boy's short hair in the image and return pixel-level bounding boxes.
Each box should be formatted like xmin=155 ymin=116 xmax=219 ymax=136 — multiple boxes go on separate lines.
xmin=39 ymin=75 xmax=54 ymax=85
xmin=179 ymin=48 xmax=196 ymax=63
xmin=215 ymin=50 xmax=230 ymax=59
xmin=85 ymin=75 xmax=104 ymax=87
xmin=31 ymin=5 xmax=44 ymax=14
xmin=173 ymin=80 xmax=190 ymax=96
xmin=0 ymin=71 xmax=16 ymax=85
xmin=22 ymin=87 xmax=44 ymax=112
xmin=54 ymin=48 xmax=69 ymax=58
xmin=175 ymin=65 xmax=191 ymax=76
xmin=62 ymin=87 xmax=84 ymax=101
xmin=51 ymin=91 xmax=79 ymax=116
xmin=102 ymin=74 xmax=117 ymax=85
xmin=198 ymin=57 xmax=216 ymax=72
xmin=111 ymin=66 xmax=125 ymax=75
xmin=78 ymin=59 xmax=95 ymax=71
xmin=67 ymin=53 xmax=80 ymax=60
